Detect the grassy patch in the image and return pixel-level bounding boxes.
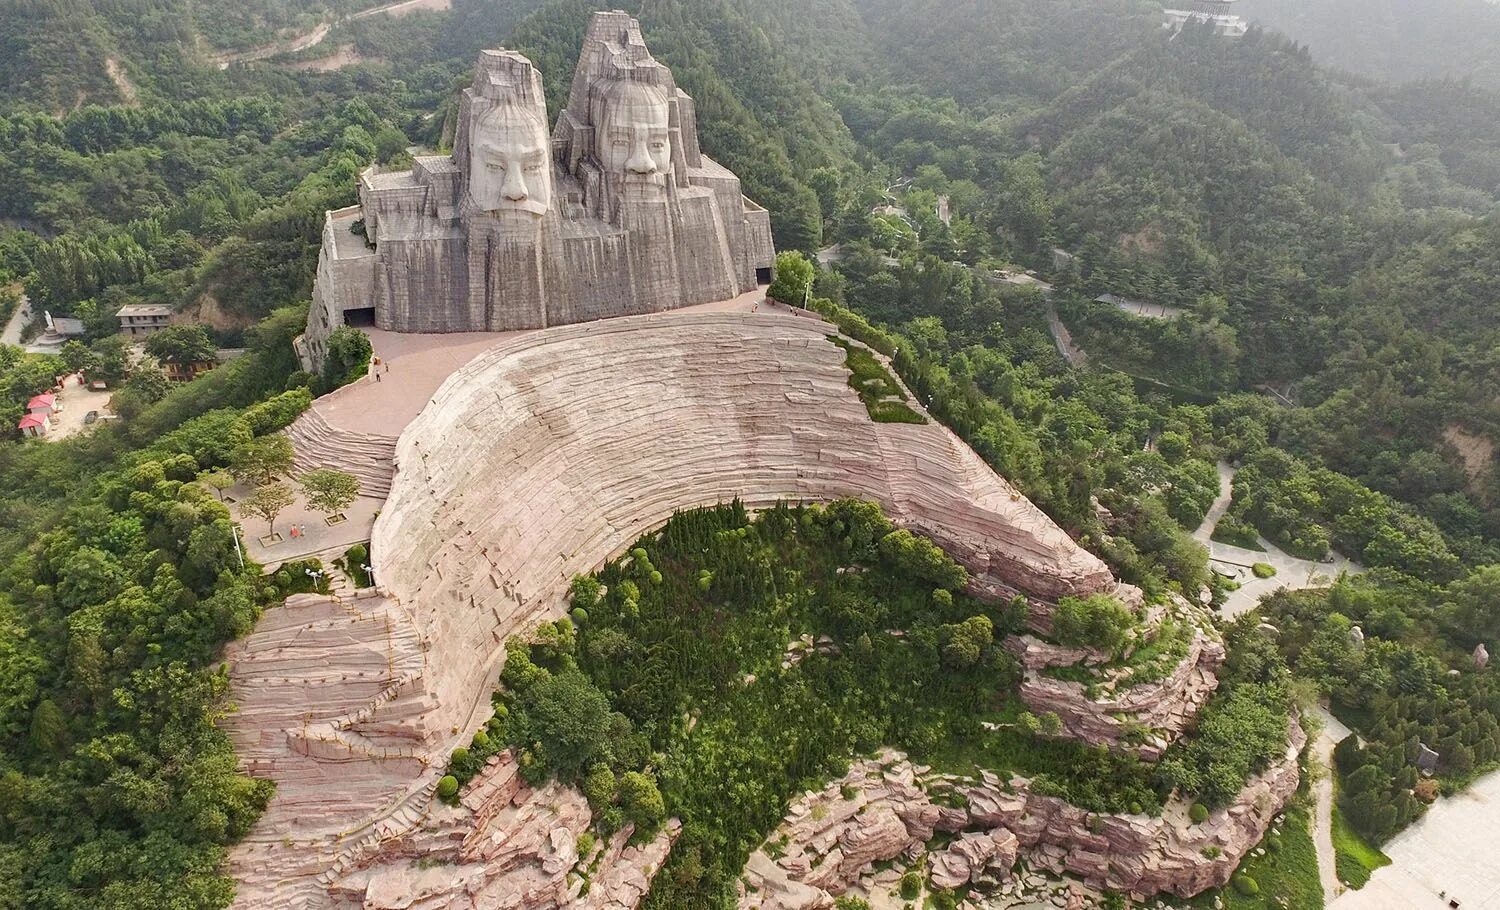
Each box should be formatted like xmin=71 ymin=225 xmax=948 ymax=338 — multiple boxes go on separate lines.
xmin=1211 ymin=515 xmax=1264 ymax=551
xmin=869 ymin=399 xmax=927 ymax=423
xmin=1186 ymin=806 xmax=1322 ymax=910
xmin=1252 ymin=563 xmax=1277 ymax=579
xmin=829 ymin=335 xmax=927 ymax=424
xmin=1332 ymin=802 xmax=1390 ymax=889
xmin=921 ymin=703 xmax=1164 ymax=816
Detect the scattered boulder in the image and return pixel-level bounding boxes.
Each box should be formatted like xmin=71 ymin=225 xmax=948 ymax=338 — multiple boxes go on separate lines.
xmin=929 ymin=829 xmax=1019 ymax=889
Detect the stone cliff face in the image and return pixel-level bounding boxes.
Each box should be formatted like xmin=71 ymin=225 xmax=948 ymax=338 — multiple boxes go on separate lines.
xmin=743 ymin=727 xmax=1304 ymax=908
xmin=1011 ymin=624 xmax=1227 ymax=760
xmin=228 ymin=310 xmax=1119 ymax=907
xmin=326 ymin=751 xmax=677 ymax=910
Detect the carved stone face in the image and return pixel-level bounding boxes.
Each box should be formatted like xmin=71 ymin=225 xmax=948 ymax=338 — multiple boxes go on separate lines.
xmin=468 ymin=104 xmax=552 ymax=217
xmin=594 ymin=80 xmax=671 ymax=191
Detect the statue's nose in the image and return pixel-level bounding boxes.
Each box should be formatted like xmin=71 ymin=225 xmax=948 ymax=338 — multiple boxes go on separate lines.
xmin=626 ymin=136 xmax=657 ymax=175
xmin=501 ymin=168 xmax=529 ymax=201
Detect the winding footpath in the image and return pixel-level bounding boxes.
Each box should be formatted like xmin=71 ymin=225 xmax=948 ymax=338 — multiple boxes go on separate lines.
xmin=1193 ymin=461 xmax=1360 ymax=618
xmin=1191 ymin=464 xmax=1353 ymax=903
xmin=210 ymin=0 xmax=451 ymax=69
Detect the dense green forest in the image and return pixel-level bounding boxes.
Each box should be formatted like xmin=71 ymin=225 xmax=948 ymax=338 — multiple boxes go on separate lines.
xmin=1 ymin=0 xmax=1499 ymax=904
xmin=441 ymin=502 xmax=1291 ymax=906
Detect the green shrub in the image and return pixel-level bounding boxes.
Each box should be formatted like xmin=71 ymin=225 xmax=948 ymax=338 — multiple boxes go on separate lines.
xmin=1189 ymin=802 xmax=1209 ymax=824
xmin=1252 ymin=562 xmax=1277 ymax=579
xmin=1053 ymin=594 xmax=1136 ymax=653
xmin=451 ymin=747 xmax=470 ymax=766
xmin=571 ymin=607 xmax=589 ymax=625
xmin=472 ymin=731 xmax=490 ymax=750
xmin=583 ymin=764 xmax=617 ymax=809
xmin=242 ymin=387 xmax=313 ymax=434
xmin=1266 ymin=833 xmax=1283 ymax=852
xmin=576 ymin=831 xmax=596 ymax=859
xmin=899 ymin=870 xmax=922 ymax=899
xmin=1231 ymin=872 xmax=1260 ymax=896
xmin=436 ymin=775 xmax=459 ymax=800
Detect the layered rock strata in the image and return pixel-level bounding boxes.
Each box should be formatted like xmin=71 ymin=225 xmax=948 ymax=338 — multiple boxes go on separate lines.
xmin=229 ymin=310 xmax=1118 ymax=906
xmin=743 ymin=727 xmax=1304 ymax=908
xmin=374 ymin=312 xmax=1116 ymax=749
xmin=1012 ymin=626 xmax=1226 ymax=760
xmin=325 ymin=751 xmax=678 ymax=910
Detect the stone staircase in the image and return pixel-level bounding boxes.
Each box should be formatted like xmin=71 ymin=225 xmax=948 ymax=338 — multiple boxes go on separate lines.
xmin=284 ymin=407 xmax=398 ymax=498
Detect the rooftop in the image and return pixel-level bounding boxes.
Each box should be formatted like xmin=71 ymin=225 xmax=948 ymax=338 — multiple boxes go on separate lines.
xmin=116 ymin=304 xmax=173 ymax=318
xmin=18 ymin=414 xmax=46 ymax=430
xmin=27 ymin=393 xmax=55 ymax=410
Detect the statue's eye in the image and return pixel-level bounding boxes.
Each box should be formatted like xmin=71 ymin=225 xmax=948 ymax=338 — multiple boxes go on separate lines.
xmin=526 ymin=164 xmax=543 ymax=174
xmin=487 ymin=162 xmax=504 ymax=171
xmin=613 ymin=139 xmax=628 ymax=147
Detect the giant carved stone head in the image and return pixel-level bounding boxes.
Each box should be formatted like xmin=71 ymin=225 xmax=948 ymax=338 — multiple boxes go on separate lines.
xmin=468 ymin=101 xmax=553 ymax=217
xmin=592 ymin=79 xmax=672 ymax=192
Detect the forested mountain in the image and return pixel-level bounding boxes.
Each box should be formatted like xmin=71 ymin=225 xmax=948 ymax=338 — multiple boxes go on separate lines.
xmin=1238 ymin=0 xmax=1500 ymax=90
xmin=2 ymin=0 xmax=1500 ymax=904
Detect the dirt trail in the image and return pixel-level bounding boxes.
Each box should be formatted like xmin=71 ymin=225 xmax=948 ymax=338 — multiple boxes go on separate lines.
xmin=210 ymin=0 xmax=450 ymax=69
xmin=104 ymin=58 xmax=139 ymax=105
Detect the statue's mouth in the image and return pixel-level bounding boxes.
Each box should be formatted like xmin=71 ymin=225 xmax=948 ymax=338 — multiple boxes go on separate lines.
xmin=492 ymin=198 xmax=550 ymax=217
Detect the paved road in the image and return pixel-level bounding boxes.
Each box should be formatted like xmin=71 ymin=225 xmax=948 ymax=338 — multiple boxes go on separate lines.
xmin=1194 ymin=461 xmax=1360 ymax=618
xmin=1191 ymin=463 xmax=1360 ymax=906
xmin=1313 ymin=707 xmax=1353 ymax=904
xmin=2 ymin=293 xmax=31 ymax=346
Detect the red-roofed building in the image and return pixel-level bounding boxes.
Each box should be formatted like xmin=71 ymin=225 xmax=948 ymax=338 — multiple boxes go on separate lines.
xmin=26 ymin=393 xmax=56 ymax=416
xmin=18 ymin=413 xmax=48 ymax=438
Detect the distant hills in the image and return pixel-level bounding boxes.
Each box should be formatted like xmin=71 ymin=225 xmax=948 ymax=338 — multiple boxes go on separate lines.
xmin=1239 ymin=0 xmax=1500 ymax=89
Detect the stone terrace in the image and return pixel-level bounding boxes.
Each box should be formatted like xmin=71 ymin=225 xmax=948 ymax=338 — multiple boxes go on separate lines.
xmin=233 ymin=307 xmax=1119 ymax=908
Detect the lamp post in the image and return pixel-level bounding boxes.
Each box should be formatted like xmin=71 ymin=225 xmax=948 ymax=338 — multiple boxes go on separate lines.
xmin=305 ymin=567 xmax=324 ymax=591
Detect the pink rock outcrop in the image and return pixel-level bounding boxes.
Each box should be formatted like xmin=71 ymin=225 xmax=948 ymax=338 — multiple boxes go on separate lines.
xmin=742 ymin=724 xmax=1304 ymax=907
xmin=324 ymin=752 xmax=678 ymax=910
xmin=928 ymin=830 xmax=1019 ymax=889
xmin=1008 ymin=597 xmax=1227 ymax=759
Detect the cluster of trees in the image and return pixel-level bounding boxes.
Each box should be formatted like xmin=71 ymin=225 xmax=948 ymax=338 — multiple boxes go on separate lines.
xmin=1263 ymin=575 xmax=1500 ymax=842
xmin=0 ymin=302 xmax=318 ymax=907
xmin=1226 ymin=447 xmax=1468 ymax=581
xmin=452 ymin=500 xmax=1182 ymax=906
xmin=811 ymin=287 xmax=1216 ymax=601
xmin=1155 ymin=619 xmax=1295 ymax=808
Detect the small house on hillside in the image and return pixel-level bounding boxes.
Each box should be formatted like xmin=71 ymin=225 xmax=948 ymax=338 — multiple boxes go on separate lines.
xmin=116 ymin=304 xmax=173 ymax=337
xmin=18 ymin=413 xmax=48 ymax=438
xmin=163 ymin=359 xmax=216 ymax=383
xmin=26 ymin=393 xmax=56 ymax=417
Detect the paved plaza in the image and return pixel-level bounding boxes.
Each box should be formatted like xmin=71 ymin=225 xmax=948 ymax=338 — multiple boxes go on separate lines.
xmin=1332 ymin=769 xmax=1500 ymax=910
xmin=316 ymin=289 xmax=790 ymax=438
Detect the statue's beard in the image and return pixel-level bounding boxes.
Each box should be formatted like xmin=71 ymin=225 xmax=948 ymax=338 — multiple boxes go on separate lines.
xmin=612 ymin=171 xmax=668 ymax=200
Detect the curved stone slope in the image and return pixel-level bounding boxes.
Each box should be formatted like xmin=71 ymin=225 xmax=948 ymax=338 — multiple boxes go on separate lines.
xmin=227 ymin=311 xmax=1115 ymax=907
xmin=373 ymin=311 xmax=1114 ymax=741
